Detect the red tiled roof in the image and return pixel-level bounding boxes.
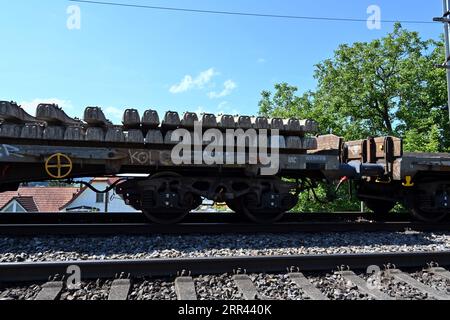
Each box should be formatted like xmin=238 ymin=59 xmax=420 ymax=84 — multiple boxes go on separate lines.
xmin=0 ymin=187 xmax=80 ymax=212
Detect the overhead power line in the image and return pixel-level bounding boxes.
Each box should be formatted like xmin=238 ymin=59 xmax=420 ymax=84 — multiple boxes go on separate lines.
xmin=68 ymin=0 xmax=435 ymax=25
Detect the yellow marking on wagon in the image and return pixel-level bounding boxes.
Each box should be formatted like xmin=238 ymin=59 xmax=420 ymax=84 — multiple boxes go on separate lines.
xmin=402 ymin=176 xmax=415 ymax=187
xmin=45 ymin=153 xmax=73 ymax=179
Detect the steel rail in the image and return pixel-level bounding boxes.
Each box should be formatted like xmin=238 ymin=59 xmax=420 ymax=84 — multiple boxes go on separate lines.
xmin=1 ymin=251 xmax=449 ymax=283
xmin=0 ymin=211 xmax=412 ymax=225
xmin=0 ymin=221 xmax=448 ymax=236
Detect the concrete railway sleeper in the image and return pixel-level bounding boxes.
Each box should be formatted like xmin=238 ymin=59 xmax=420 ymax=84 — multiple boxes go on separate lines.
xmin=2 ymin=262 xmax=450 ymax=300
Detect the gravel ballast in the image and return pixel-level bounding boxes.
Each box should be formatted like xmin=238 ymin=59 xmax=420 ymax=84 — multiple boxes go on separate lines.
xmin=59 ymin=280 xmax=111 ymax=301
xmin=309 ymin=273 xmax=372 ymax=300
xmin=0 ymin=231 xmax=450 ymax=263
xmin=252 ymin=274 xmax=308 ymax=300
xmin=2 ymin=271 xmax=448 ymax=300
xmin=411 ymin=271 xmax=450 ymax=294
xmin=129 ymin=279 xmax=177 ymax=300
xmin=0 ymin=284 xmax=41 ymax=300
xmin=195 ymin=275 xmax=242 ymax=300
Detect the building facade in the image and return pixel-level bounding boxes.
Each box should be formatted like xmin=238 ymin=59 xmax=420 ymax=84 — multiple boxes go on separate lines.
xmin=0 ymin=178 xmax=138 ymax=213
xmin=60 ymin=178 xmax=138 ymax=213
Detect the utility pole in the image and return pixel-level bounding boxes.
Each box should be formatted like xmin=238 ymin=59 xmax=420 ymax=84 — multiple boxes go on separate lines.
xmin=104 ymin=191 xmax=109 ymax=213
xmin=434 ymin=0 xmax=450 ymax=121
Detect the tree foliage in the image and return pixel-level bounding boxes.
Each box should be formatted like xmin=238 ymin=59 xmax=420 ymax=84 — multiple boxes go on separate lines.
xmin=260 ymin=23 xmax=450 ymax=152
xmin=260 ymin=24 xmax=450 ymax=211
xmin=295 ymin=183 xmax=361 ymax=213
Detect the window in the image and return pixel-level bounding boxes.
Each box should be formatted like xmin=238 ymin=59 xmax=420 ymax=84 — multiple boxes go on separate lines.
xmin=1 ymin=201 xmax=26 ymax=213
xmin=96 ymin=193 xmax=105 ymax=203
xmin=15 ymin=204 xmax=26 ymax=213
xmin=2 ymin=203 xmax=15 ymax=212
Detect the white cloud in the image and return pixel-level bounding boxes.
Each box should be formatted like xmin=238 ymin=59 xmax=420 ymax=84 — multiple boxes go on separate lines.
xmin=257 ymin=58 xmax=267 ymax=64
xmin=19 ymin=98 xmax=74 ymax=116
xmin=208 ymin=80 xmax=237 ymax=99
xmin=170 ymin=68 xmax=218 ymax=94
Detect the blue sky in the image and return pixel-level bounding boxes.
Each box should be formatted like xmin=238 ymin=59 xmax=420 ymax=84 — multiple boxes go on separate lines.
xmin=0 ymin=0 xmax=444 ymax=123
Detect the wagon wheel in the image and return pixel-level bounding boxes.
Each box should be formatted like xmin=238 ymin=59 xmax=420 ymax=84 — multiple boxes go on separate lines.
xmin=225 ymin=199 xmax=246 ymax=214
xmin=364 ymin=199 xmax=395 ymax=216
xmin=141 ymin=172 xmax=201 ymax=224
xmin=406 ymin=195 xmax=449 ymax=223
xmin=143 ymin=208 xmax=190 ymax=225
xmin=142 ymin=192 xmax=202 ymax=225
xmin=231 ymin=195 xmax=286 ymax=224
xmin=409 ymin=205 xmax=448 ymax=223
xmin=225 ymin=199 xmax=249 ymax=221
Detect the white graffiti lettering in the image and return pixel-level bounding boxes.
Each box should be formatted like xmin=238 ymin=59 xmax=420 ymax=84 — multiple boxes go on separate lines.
xmin=129 ymin=150 xmax=152 ymax=165
xmin=0 ymin=145 xmax=21 ymax=158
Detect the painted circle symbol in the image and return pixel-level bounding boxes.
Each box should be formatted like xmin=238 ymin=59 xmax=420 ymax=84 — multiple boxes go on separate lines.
xmin=45 ymin=153 xmax=73 ymax=179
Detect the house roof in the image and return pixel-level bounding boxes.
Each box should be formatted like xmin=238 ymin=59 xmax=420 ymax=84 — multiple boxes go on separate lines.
xmin=0 ymin=187 xmax=80 ymax=212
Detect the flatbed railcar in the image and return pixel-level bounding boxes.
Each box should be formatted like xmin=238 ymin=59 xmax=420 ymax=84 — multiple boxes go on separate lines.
xmin=345 ymin=137 xmax=450 ymax=222
xmin=1 ymin=100 xmax=450 ymax=223
xmin=0 ymin=101 xmax=344 ymax=224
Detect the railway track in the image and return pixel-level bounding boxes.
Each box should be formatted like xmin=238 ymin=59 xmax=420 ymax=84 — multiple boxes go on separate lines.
xmin=0 ymin=212 xmax=450 ymax=236
xmin=0 ymin=211 xmax=447 ymax=236
xmin=0 ymin=211 xmax=410 ymax=224
xmin=1 ymin=252 xmax=450 ymax=300
xmin=0 ymin=220 xmax=449 ymax=236
xmin=2 ymin=211 xmax=449 ymax=300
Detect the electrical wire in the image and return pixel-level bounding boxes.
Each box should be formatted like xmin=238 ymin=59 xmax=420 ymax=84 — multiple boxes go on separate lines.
xmin=68 ymin=0 xmax=436 ymax=25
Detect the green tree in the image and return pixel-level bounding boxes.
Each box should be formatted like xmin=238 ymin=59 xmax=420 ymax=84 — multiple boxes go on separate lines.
xmin=403 ymin=125 xmax=441 ymax=153
xmin=295 ymin=183 xmax=361 ymax=213
xmin=260 ymin=23 xmax=450 ymax=150
xmin=260 ymin=24 xmax=450 ymax=211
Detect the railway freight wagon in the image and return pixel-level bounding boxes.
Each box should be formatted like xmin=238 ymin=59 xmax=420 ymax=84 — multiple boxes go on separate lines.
xmin=345 ymin=137 xmax=450 ymax=222
xmin=1 ymin=101 xmax=450 ymax=224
